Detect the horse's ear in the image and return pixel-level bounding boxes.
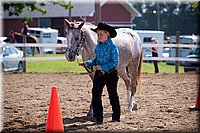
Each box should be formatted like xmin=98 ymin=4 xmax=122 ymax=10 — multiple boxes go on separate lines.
xmin=65 ymin=19 xmax=71 ymax=30
xmin=78 ymin=21 xmax=85 ymax=29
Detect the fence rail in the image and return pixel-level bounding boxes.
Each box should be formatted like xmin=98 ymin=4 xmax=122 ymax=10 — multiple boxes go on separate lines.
xmin=1 ymin=43 xmax=199 ymax=62
xmin=1 ymin=43 xmax=199 ymax=48
xmin=1 ymin=42 xmax=199 ymax=73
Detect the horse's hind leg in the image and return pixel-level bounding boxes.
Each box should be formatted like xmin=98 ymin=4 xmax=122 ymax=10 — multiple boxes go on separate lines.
xmin=31 ymin=47 xmax=35 ymax=56
xmin=37 ymin=47 xmax=41 ymax=54
xmin=118 ymin=67 xmax=132 ymax=111
xmin=127 ymin=58 xmax=140 ymax=112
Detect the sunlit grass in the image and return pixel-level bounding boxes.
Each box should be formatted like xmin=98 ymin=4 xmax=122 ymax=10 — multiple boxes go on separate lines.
xmin=27 ymin=60 xmax=86 ymax=73
xmin=27 ymin=55 xmax=184 ymax=73
xmin=142 ymin=61 xmax=184 ymax=73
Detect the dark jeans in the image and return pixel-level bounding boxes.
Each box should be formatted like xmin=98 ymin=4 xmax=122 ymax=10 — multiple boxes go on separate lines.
xmin=153 ymin=60 xmax=159 ymax=73
xmin=92 ymin=70 xmax=120 ymax=121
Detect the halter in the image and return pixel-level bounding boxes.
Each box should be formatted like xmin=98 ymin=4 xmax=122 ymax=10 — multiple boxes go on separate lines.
xmin=65 ymin=31 xmax=85 ymax=56
xmin=65 ymin=30 xmax=93 ymax=73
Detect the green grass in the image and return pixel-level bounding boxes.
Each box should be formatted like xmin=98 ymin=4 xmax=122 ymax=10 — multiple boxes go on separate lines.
xmin=26 ymin=54 xmax=86 ymax=73
xmin=27 ymin=60 xmax=86 ymax=73
xmin=142 ymin=61 xmax=184 ymax=73
xmin=27 ymin=53 xmax=64 ymax=57
xmin=26 ymin=55 xmax=184 ymax=73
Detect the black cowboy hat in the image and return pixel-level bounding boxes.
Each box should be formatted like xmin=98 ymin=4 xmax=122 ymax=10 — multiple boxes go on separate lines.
xmin=91 ymin=22 xmax=117 ymax=38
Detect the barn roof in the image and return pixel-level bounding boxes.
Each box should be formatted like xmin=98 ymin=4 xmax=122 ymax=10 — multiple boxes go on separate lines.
xmin=3 ymin=0 xmax=141 ymax=19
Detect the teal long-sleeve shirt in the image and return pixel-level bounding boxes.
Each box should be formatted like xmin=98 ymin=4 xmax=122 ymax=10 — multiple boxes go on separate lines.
xmin=86 ymin=38 xmax=119 ymax=73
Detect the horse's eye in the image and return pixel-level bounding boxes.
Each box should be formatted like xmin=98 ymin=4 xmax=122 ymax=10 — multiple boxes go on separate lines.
xmin=75 ymin=37 xmax=79 ymax=41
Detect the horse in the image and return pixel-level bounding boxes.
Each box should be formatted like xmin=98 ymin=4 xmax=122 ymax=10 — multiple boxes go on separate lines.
xmin=14 ymin=32 xmax=41 ymax=56
xmin=64 ymin=20 xmax=143 ymax=117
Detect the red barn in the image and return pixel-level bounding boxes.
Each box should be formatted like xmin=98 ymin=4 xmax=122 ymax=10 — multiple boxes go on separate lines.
xmin=3 ymin=0 xmax=141 ymax=37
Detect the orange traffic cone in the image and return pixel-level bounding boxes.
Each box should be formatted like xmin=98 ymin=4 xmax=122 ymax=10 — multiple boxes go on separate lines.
xmin=46 ymin=86 xmax=64 ymax=132
xmin=189 ymin=86 xmax=200 ymax=111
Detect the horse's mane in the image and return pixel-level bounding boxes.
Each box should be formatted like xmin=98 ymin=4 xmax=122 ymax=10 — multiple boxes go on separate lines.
xmin=81 ymin=22 xmax=97 ymax=46
xmin=84 ymin=22 xmax=96 ymax=29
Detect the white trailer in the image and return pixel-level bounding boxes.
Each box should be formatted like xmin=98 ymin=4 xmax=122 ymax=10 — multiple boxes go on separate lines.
xmin=135 ymin=30 xmax=164 ymax=58
xmin=28 ymin=27 xmax=58 ymax=54
xmin=166 ymin=35 xmax=199 ymax=65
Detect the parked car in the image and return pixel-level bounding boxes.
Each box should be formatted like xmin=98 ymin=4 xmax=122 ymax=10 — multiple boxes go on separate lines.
xmin=183 ymin=48 xmax=200 ymax=72
xmin=143 ymin=48 xmax=152 ymax=63
xmin=1 ymin=46 xmax=24 ymax=72
xmin=56 ymin=37 xmax=68 ymax=54
xmin=0 ymin=37 xmax=7 ymax=44
xmin=162 ymin=47 xmax=170 ymax=58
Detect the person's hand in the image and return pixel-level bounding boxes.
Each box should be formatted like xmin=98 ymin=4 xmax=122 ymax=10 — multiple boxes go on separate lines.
xmin=79 ymin=62 xmax=86 ymax=67
xmin=94 ymin=65 xmax=102 ymax=71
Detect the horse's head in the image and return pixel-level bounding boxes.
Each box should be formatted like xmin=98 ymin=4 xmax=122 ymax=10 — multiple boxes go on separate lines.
xmin=65 ymin=19 xmax=85 ymax=62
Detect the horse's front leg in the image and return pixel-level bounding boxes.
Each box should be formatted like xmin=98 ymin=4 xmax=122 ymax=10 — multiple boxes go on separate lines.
xmin=86 ymin=73 xmax=94 ymax=118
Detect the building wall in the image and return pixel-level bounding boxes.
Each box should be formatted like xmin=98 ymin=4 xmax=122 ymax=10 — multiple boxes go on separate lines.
xmin=101 ymin=2 xmax=130 ymax=23
xmin=52 ymin=18 xmax=65 ymax=36
xmin=86 ymin=2 xmax=131 ymax=25
xmin=3 ymin=18 xmax=38 ymax=36
xmin=3 ymin=2 xmax=132 ymax=37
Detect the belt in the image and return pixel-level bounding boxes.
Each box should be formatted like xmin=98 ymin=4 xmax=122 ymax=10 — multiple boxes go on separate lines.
xmin=108 ymin=67 xmax=117 ymax=73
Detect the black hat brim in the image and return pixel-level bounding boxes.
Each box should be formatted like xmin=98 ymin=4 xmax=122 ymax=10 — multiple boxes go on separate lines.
xmin=91 ymin=22 xmax=117 ymax=38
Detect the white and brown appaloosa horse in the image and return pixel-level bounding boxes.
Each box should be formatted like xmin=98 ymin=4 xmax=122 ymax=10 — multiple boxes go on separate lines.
xmin=64 ymin=20 xmax=143 ymax=117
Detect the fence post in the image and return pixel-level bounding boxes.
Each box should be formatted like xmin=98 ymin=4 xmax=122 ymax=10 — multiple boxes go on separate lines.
xmin=22 ymin=35 xmax=27 ymax=73
xmin=175 ymin=31 xmax=180 ymax=73
xmin=95 ymin=0 xmax=101 ymax=25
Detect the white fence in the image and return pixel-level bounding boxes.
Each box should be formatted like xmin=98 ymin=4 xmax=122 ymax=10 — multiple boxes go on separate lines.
xmin=1 ymin=42 xmax=199 ymax=73
xmin=1 ymin=43 xmax=199 ymax=62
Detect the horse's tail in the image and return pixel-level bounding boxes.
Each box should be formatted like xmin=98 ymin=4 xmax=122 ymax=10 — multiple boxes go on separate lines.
xmin=136 ymin=51 xmax=143 ymax=91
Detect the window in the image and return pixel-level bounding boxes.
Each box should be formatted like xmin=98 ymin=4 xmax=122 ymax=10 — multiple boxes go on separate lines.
xmin=57 ymin=40 xmax=62 ymax=44
xmin=35 ymin=31 xmax=41 ymax=38
xmin=9 ymin=47 xmax=18 ymax=54
xmin=194 ymin=48 xmax=200 ymax=55
xmin=3 ymin=48 xmax=10 ymax=56
xmin=143 ymin=37 xmax=152 ymax=42
xmin=43 ymin=33 xmax=51 ymax=38
xmin=30 ymin=30 xmax=41 ymax=38
xmin=40 ymin=18 xmax=52 ymax=28
xmin=30 ymin=30 xmax=35 ymax=34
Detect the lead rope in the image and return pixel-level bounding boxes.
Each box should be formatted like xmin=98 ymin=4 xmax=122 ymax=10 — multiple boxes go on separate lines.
xmin=76 ymin=57 xmax=93 ymax=73
xmin=76 ymin=57 xmax=93 ymax=84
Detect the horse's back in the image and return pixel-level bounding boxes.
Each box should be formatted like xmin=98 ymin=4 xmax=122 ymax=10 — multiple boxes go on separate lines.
xmin=111 ymin=28 xmax=142 ymax=69
xmin=116 ymin=28 xmax=141 ymax=43
xmin=115 ymin=28 xmax=142 ymax=53
xmin=27 ymin=35 xmax=38 ymax=43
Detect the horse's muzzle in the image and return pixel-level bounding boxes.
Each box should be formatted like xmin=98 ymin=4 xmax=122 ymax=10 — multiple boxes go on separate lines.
xmin=65 ymin=51 xmax=76 ymax=62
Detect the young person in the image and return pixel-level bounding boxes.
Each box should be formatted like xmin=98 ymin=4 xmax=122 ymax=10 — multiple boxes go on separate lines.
xmin=79 ymin=22 xmax=120 ymax=123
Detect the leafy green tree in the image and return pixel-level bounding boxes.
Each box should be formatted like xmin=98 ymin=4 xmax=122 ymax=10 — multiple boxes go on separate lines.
xmin=3 ymin=0 xmax=73 ymax=16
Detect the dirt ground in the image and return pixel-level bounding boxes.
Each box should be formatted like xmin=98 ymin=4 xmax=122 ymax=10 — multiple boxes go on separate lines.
xmin=1 ymin=72 xmax=199 ymax=132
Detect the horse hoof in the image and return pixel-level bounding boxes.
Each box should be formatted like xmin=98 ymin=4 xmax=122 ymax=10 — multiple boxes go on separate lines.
xmin=86 ymin=113 xmax=93 ymax=119
xmin=126 ymin=108 xmax=133 ymax=112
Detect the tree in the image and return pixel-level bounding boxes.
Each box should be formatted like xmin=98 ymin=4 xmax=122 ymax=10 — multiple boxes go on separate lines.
xmin=3 ymin=0 xmax=73 ymax=16
xmin=131 ymin=1 xmax=199 ymax=36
